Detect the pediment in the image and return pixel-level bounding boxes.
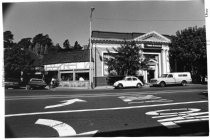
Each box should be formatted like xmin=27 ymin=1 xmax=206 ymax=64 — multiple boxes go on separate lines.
xmin=134 ymin=31 xmax=171 ymax=43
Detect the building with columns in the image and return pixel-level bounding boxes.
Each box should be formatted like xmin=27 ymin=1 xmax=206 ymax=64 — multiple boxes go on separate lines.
xmin=92 ymin=30 xmax=171 ymax=86
xmin=43 ymin=30 xmax=171 ymax=88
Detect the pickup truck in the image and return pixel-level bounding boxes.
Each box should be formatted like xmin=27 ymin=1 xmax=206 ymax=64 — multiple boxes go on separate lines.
xmin=150 ymin=72 xmax=192 ymax=87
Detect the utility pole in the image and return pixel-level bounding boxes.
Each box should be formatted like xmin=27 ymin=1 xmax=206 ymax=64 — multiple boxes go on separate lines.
xmin=89 ymin=7 xmax=95 ymax=89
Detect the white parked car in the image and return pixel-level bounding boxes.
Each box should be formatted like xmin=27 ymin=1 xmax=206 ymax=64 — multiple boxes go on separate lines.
xmin=150 ymin=72 xmax=192 ymax=87
xmin=113 ymin=76 xmax=143 ymax=89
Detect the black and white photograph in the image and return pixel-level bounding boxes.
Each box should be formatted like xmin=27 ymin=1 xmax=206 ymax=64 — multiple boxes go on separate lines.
xmin=2 ymin=0 xmax=209 ymax=138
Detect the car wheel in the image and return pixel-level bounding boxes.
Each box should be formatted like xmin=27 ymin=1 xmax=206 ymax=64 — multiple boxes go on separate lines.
xmin=160 ymin=82 xmax=166 ymax=87
xmin=137 ymin=83 xmax=142 ymax=88
xmin=118 ymin=84 xmax=123 ymax=89
xmin=181 ymin=80 xmax=187 ymax=86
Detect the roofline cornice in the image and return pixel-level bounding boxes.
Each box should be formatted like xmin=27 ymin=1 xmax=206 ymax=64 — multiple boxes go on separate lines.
xmin=92 ymin=38 xmax=170 ymax=44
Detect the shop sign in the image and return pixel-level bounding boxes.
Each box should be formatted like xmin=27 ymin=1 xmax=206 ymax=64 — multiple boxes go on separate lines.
xmin=45 ymin=62 xmax=90 ymax=71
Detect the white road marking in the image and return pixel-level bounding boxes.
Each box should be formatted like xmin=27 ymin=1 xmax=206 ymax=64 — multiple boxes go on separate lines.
xmin=35 ymin=119 xmax=76 ymax=136
xmin=5 ymin=100 xmax=208 ymax=118
xmin=146 ymin=108 xmax=209 ymax=129
xmin=76 ymin=130 xmax=98 ymax=137
xmin=119 ymin=95 xmax=161 ymax=102
xmin=45 ymin=99 xmax=86 ymax=109
xmin=119 ymin=95 xmax=173 ymax=104
xmin=35 ymin=119 xmax=98 ymax=137
xmin=160 ymin=122 xmax=179 ymax=128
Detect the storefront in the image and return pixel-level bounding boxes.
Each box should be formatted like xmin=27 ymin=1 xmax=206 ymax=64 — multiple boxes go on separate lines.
xmin=43 ymin=50 xmax=92 ymax=88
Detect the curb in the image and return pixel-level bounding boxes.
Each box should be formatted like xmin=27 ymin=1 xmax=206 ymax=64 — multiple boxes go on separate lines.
xmin=52 ymin=85 xmax=151 ymax=91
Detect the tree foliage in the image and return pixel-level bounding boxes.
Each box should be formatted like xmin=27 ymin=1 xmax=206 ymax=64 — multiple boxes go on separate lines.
xmin=18 ymin=38 xmax=32 ymax=50
xmin=169 ymin=26 xmax=206 ymax=82
xmin=61 ymin=40 xmax=83 ymax=51
xmin=32 ymin=33 xmax=53 ymax=55
xmin=74 ymin=41 xmax=82 ymax=50
xmin=4 ymin=43 xmax=35 ymax=79
xmin=104 ymin=41 xmax=144 ymax=76
xmin=4 ymin=31 xmax=35 ymax=80
xmin=4 ymin=31 xmax=14 ymax=48
xmin=63 ymin=39 xmax=71 ymax=50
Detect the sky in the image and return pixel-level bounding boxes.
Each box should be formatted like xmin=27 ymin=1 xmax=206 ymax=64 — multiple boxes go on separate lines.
xmin=3 ymin=0 xmax=206 ymax=46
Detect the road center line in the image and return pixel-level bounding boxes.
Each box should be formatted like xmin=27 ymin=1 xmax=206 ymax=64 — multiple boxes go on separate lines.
xmin=5 ymin=100 xmax=208 ymax=118
xmin=5 ymin=89 xmax=204 ymax=101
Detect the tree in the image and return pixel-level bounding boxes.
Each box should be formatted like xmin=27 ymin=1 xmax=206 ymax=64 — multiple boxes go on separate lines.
xmin=32 ymin=33 xmax=53 ymax=56
xmin=4 ymin=31 xmax=14 ymax=48
xmin=18 ymin=38 xmax=32 ymax=50
xmin=63 ymin=39 xmax=70 ymax=50
xmin=55 ymin=43 xmax=61 ymax=50
xmin=104 ymin=41 xmax=144 ymax=76
xmin=4 ymin=43 xmax=35 ymax=80
xmin=74 ymin=41 xmax=82 ymax=50
xmin=4 ymin=31 xmax=37 ymax=81
xmin=169 ymin=26 xmax=206 ymax=83
xmin=44 ymin=44 xmax=48 ymax=54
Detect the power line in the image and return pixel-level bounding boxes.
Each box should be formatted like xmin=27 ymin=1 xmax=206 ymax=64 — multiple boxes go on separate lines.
xmin=94 ymin=17 xmax=205 ymax=22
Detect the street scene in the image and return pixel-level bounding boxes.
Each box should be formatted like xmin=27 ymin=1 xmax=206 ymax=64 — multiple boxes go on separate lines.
xmin=5 ymin=85 xmax=208 ymax=137
xmin=2 ymin=0 xmax=209 ymax=138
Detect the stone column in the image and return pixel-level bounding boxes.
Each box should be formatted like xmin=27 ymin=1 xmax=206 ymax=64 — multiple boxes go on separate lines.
xmin=144 ymin=70 xmax=148 ymax=83
xmin=158 ymin=54 xmax=162 ymax=77
xmin=161 ymin=47 xmax=166 ymax=74
xmin=155 ymin=62 xmax=158 ymax=79
xmin=58 ymin=71 xmax=61 ymax=81
xmin=165 ymin=48 xmax=170 ymax=73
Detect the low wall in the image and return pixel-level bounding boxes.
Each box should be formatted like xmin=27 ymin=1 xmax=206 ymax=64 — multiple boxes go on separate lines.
xmin=59 ymin=81 xmax=89 ymax=88
xmin=94 ymin=77 xmax=108 ymax=86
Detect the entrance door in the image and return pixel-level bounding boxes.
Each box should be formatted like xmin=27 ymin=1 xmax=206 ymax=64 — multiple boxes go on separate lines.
xmin=148 ymin=70 xmax=155 ymax=82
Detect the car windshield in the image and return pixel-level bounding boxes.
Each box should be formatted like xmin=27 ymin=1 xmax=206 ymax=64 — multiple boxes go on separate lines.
xmin=122 ymin=77 xmax=134 ymax=81
xmin=161 ymin=74 xmax=168 ymax=78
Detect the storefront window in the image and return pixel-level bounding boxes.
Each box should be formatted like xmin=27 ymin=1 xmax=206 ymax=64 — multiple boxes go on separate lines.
xmin=61 ymin=73 xmax=73 ymax=81
xmin=75 ymin=72 xmax=89 ymax=81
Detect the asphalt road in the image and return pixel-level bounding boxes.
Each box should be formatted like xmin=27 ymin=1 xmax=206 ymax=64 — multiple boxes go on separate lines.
xmin=5 ymin=85 xmax=209 ymax=137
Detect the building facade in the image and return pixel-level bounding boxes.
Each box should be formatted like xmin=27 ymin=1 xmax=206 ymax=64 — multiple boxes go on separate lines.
xmin=43 ymin=30 xmax=171 ymax=88
xmin=43 ymin=50 xmax=91 ymax=87
xmin=92 ymin=30 xmax=171 ymax=86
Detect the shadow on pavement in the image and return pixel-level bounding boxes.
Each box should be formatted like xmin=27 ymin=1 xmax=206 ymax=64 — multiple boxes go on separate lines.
xmin=95 ymin=121 xmax=209 ymax=137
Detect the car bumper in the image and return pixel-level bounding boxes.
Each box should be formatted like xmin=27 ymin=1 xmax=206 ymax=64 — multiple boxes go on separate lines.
xmin=150 ymin=82 xmax=160 ymax=86
xmin=113 ymin=83 xmax=119 ymax=87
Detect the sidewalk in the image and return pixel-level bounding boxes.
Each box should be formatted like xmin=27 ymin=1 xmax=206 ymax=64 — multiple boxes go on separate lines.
xmin=22 ymin=83 xmax=205 ymax=91
xmin=51 ymin=86 xmax=114 ymax=91
xmin=51 ymin=83 xmax=207 ymax=91
xmin=51 ymin=84 xmax=151 ymax=91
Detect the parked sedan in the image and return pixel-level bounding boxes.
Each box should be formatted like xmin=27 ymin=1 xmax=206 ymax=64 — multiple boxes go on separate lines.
xmin=26 ymin=78 xmax=47 ymax=90
xmin=113 ymin=76 xmax=143 ymax=89
xmin=5 ymin=78 xmax=20 ymax=89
